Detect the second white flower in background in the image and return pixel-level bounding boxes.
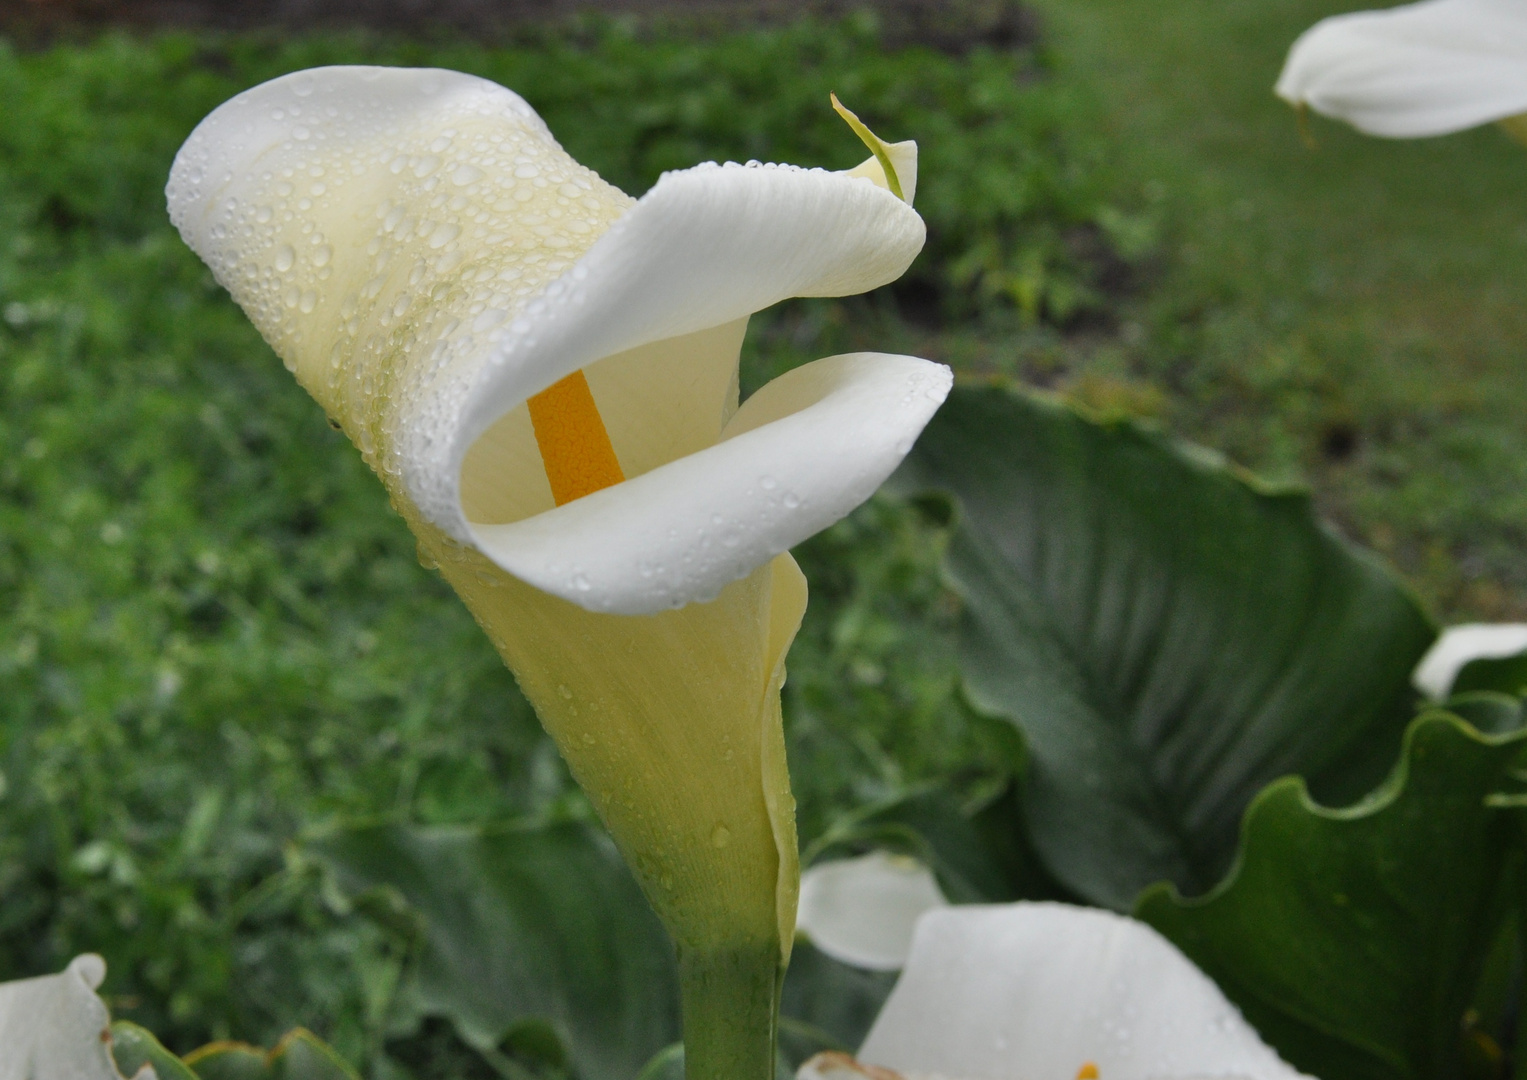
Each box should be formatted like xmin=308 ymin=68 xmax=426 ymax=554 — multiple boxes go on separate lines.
xmin=1275 ymin=0 xmax=1527 ymax=139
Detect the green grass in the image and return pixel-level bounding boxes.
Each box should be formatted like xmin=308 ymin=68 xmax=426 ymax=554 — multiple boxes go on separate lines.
xmin=1019 ymin=0 xmax=1527 ymax=618
xmin=2 ymin=2 xmax=1526 ymax=1072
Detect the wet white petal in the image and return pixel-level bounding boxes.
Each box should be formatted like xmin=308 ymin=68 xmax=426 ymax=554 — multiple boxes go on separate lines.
xmin=1413 ymin=622 xmax=1527 ymax=699
xmin=474 ymin=353 xmax=949 ymax=613
xmin=859 ymin=904 xmax=1311 ymax=1080
xmin=168 ymin=66 xmax=942 ymax=615
xmin=1276 ymin=0 xmax=1527 ymax=137
xmin=796 ymin=852 xmax=949 ymax=971
xmin=799 ymin=1051 xmax=960 ymax=1080
xmin=0 ymin=955 xmax=125 ymax=1080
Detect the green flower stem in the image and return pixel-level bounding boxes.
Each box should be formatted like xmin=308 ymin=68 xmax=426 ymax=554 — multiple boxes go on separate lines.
xmin=678 ymin=940 xmax=783 ymax=1080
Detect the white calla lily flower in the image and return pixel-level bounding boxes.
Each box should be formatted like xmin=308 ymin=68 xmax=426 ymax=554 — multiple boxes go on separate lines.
xmin=797 ymin=851 xmax=949 ymax=971
xmin=167 ymin=66 xmax=949 ymax=1080
xmin=0 ymin=955 xmax=127 ymax=1080
xmin=800 ymin=903 xmax=1312 ymax=1080
xmin=1275 ymin=0 xmax=1527 ymax=138
xmin=1413 ymin=622 xmax=1527 ymax=699
xmin=166 ymin=65 xmax=946 ymax=616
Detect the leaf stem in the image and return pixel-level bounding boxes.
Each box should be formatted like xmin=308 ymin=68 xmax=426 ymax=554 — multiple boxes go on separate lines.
xmin=678 ymin=940 xmax=782 ymax=1080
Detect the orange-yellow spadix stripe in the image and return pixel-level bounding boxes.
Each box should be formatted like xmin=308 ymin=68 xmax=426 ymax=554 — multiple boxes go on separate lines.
xmin=527 ymin=370 xmax=626 ymax=505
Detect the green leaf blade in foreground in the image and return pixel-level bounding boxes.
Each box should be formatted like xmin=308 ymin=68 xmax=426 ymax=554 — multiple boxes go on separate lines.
xmin=1137 ymin=713 xmax=1527 ymax=1080
xmin=891 ymin=382 xmax=1436 ymax=908
xmin=308 ymin=820 xmax=679 ymax=1080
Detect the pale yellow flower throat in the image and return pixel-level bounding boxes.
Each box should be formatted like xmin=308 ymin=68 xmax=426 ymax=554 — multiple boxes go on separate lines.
xmin=527 ymin=370 xmax=625 ymax=505
xmin=525 ymin=96 xmax=902 ymax=510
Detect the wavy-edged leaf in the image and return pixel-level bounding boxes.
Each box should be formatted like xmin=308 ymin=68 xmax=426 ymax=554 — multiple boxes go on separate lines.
xmin=308 ymin=819 xmax=678 ymax=1080
xmin=111 ymin=1022 xmax=201 ymax=1080
xmin=1137 ymin=712 xmax=1527 ymax=1080
xmin=891 ymin=382 xmax=1436 ymax=908
xmin=111 ymin=1024 xmax=356 ymax=1080
xmin=185 ymin=1030 xmax=358 ymax=1080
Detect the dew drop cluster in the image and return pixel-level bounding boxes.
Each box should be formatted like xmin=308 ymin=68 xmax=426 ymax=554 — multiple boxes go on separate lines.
xmin=167 ymin=67 xmax=634 ymax=529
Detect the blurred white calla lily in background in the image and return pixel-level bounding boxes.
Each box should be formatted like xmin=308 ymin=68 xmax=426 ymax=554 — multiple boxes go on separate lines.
xmin=796 ymin=851 xmax=949 ymax=970
xmin=1275 ymin=0 xmax=1527 ymax=138
xmin=795 ymin=858 xmax=1312 ymax=1080
xmin=0 ymin=955 xmax=126 ymax=1080
xmin=1413 ymin=622 xmax=1527 ymax=699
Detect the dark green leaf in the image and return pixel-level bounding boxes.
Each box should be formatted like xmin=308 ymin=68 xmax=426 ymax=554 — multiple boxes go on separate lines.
xmin=805 ymin=778 xmax=1070 ymax=905
xmin=1137 ymin=713 xmax=1527 ymax=1080
xmin=111 ymin=1021 xmax=200 ymax=1080
xmin=186 ymin=1030 xmax=359 ymax=1080
xmin=111 ymin=1023 xmax=357 ymax=1080
xmin=186 ymin=1044 xmax=268 ymax=1080
xmin=634 ymin=1043 xmax=684 ymax=1080
xmin=1444 ymin=692 xmax=1527 ymax=738
xmin=891 ymin=382 xmax=1436 ymax=907
xmin=308 ymin=820 xmax=679 ymax=1080
xmin=1453 ymin=650 xmax=1527 ymax=699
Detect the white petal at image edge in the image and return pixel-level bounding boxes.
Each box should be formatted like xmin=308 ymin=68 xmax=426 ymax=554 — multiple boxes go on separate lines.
xmin=0 ymin=955 xmax=127 ymax=1080
xmin=1275 ymin=0 xmax=1527 ymax=137
xmin=1413 ymin=623 xmax=1527 ymax=699
xmin=796 ymin=852 xmax=949 ymax=971
xmin=858 ymin=903 xmax=1312 ymax=1080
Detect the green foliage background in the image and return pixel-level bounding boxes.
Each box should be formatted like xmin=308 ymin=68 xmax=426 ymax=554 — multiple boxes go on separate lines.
xmin=2 ymin=2 xmax=1526 ymax=1075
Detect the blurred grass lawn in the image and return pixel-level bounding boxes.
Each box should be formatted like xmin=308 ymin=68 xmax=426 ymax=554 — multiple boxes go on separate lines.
xmin=1027 ymin=0 xmax=1527 ymax=618
xmin=1 ymin=0 xmax=1525 ymax=1066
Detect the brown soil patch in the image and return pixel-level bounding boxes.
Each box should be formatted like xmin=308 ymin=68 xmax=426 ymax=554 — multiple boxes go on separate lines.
xmin=0 ymin=0 xmax=1035 ymax=53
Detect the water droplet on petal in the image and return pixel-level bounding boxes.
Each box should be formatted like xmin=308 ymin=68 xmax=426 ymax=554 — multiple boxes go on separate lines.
xmin=428 ymin=222 xmax=461 ymax=249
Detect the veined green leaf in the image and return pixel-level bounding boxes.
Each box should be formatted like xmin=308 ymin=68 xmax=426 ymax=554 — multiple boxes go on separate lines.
xmin=890 ymin=381 xmax=1436 ymax=908
xmin=803 ymin=778 xmax=1069 ymax=907
xmin=1137 ymin=712 xmax=1527 ymax=1080
xmin=308 ymin=820 xmax=679 ymax=1080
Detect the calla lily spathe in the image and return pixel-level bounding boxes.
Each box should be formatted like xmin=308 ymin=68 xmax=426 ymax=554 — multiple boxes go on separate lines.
xmin=167 ymin=65 xmax=949 ymax=1078
xmin=795 ymin=886 xmax=1312 ymax=1080
xmin=1275 ymin=0 xmax=1527 ymax=138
